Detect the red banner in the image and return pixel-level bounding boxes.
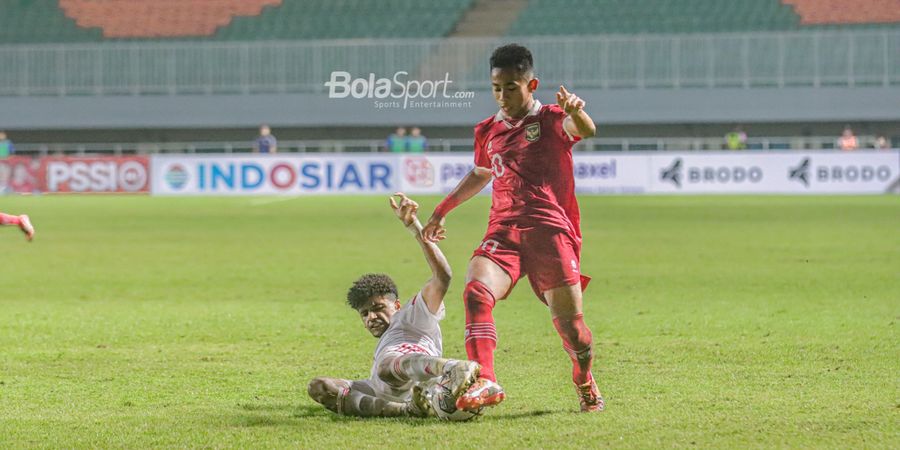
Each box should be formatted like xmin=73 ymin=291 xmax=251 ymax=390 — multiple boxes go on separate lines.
xmin=39 ymin=156 xmax=150 ymax=193
xmin=0 ymin=157 xmax=40 ymax=194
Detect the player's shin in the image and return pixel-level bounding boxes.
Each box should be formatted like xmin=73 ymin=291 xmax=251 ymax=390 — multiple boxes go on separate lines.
xmin=552 ymin=313 xmax=594 ymax=385
xmin=464 ymin=280 xmax=498 ymax=382
xmin=336 ymin=386 xmax=409 ymax=417
xmin=391 ymin=354 xmax=450 ymax=382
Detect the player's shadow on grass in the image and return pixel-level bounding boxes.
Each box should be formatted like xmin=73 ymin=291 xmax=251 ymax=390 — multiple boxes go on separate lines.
xmin=482 ymin=409 xmax=561 ymax=421
xmin=236 ymin=404 xmax=563 ymax=427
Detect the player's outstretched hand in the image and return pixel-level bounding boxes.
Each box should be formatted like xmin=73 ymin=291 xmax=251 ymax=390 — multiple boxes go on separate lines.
xmin=389 ymin=192 xmax=419 ymax=227
xmin=421 ymin=215 xmax=447 ymax=243
xmin=556 ymin=85 xmax=585 ymax=115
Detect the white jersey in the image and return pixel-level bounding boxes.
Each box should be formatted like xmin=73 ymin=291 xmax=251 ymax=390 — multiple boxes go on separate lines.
xmin=367 ymin=291 xmax=444 ymax=402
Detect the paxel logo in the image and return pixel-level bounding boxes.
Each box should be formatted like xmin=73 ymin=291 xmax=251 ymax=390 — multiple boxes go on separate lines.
xmin=790 ymin=157 xmax=893 ymax=187
xmin=661 ymin=158 xmax=762 ymax=188
xmin=440 ymin=163 xmax=475 ymax=183
xmin=574 ymin=159 xmax=617 ymax=179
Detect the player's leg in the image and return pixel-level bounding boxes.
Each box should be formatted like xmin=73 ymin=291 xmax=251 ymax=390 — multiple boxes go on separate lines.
xmin=376 ymin=353 xmax=480 ymax=399
xmin=544 ymin=284 xmax=603 ymax=412
xmin=307 ymin=377 xmax=412 ymax=417
xmin=526 ymin=229 xmax=603 ymax=412
xmin=463 ymin=255 xmax=511 ymax=383
xmin=0 ymin=212 xmax=33 ymax=241
xmin=455 ymin=251 xmax=517 ymax=411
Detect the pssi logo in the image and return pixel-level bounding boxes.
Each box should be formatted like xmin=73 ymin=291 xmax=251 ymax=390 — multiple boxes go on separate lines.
xmin=404 ymin=157 xmax=434 ymax=187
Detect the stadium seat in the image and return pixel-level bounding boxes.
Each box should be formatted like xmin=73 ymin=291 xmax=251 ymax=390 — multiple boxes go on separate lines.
xmin=3 ymin=0 xmax=899 ymax=44
xmin=782 ymin=0 xmax=900 ymax=25
xmin=57 ymin=0 xmax=282 ymax=39
xmin=507 ymin=0 xmax=899 ymax=36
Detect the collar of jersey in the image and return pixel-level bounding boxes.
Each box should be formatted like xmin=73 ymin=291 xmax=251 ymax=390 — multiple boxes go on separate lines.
xmin=494 ymin=100 xmax=542 ymax=128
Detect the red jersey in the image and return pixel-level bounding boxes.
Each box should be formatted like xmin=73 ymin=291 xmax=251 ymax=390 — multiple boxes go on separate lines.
xmin=474 ymin=100 xmax=582 ymax=238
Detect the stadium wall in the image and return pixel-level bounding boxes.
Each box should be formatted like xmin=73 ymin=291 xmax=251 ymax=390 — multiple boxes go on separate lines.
xmin=2 ymin=86 xmax=900 ymax=130
xmin=149 ymin=151 xmax=899 ymax=195
xmin=3 ymin=151 xmax=896 ymax=195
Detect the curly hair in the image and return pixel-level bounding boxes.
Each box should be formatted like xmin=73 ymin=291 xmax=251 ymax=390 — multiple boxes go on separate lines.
xmin=490 ymin=43 xmax=534 ymax=77
xmin=346 ymin=273 xmax=398 ymax=310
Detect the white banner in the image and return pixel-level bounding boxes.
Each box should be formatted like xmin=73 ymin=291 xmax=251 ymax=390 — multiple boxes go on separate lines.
xmin=151 ymin=151 xmax=899 ymax=196
xmin=397 ymin=154 xmax=488 ymax=194
xmin=151 ymin=154 xmax=398 ymax=195
xmin=649 ymin=151 xmax=899 ymax=194
xmin=574 ymin=154 xmax=651 ymax=194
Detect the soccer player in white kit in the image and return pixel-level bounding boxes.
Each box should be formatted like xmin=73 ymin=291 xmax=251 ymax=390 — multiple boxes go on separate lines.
xmin=307 ymin=193 xmax=480 ymax=417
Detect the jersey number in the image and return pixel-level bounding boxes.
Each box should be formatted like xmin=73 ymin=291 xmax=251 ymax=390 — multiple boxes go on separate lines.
xmin=480 ymin=239 xmax=500 ymax=254
xmin=490 ymin=153 xmax=505 ymax=178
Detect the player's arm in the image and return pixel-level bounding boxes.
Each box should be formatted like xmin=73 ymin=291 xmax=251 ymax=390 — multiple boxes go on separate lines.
xmin=390 ymin=193 xmax=452 ymax=315
xmin=557 ymin=85 xmax=596 ymax=138
xmin=421 ymin=167 xmax=492 ymax=243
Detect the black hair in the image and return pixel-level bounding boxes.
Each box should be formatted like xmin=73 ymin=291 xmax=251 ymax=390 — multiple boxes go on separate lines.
xmin=346 ymin=273 xmax=398 ymax=310
xmin=490 ymin=43 xmax=534 ymax=77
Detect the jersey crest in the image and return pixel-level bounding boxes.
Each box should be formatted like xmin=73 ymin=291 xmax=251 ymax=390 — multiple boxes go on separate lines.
xmin=525 ymin=122 xmax=541 ymax=142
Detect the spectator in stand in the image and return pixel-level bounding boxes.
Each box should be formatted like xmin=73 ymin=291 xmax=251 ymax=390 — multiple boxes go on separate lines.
xmin=838 ymin=126 xmax=858 ymax=151
xmin=254 ymin=125 xmax=278 ymax=154
xmin=407 ymin=127 xmax=428 ymax=153
xmin=0 ymin=131 xmax=15 ymax=159
xmin=387 ymin=127 xmax=408 ymax=153
xmin=724 ymin=126 xmax=747 ymax=150
xmin=873 ymin=135 xmax=889 ymax=150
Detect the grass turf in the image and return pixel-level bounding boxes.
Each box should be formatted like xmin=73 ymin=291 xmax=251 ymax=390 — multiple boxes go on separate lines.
xmin=0 ymin=195 xmax=897 ymax=448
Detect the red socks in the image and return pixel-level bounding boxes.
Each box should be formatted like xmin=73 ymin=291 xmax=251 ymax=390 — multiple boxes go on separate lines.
xmin=553 ymin=313 xmax=594 ymax=385
xmin=463 ymin=281 xmax=498 ymax=381
xmin=0 ymin=213 xmax=21 ymax=226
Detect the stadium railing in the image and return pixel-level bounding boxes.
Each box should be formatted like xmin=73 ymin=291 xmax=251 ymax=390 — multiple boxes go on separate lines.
xmin=0 ymin=29 xmax=897 ymax=96
xmin=12 ymin=136 xmax=884 ymax=156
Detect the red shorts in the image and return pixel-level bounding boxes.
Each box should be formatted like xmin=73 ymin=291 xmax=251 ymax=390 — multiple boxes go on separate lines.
xmin=471 ymin=224 xmax=591 ymax=302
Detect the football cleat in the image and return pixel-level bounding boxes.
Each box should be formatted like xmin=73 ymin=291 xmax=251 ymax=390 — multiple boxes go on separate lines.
xmin=18 ymin=215 xmax=34 ymax=242
xmin=455 ymin=377 xmax=505 ymax=412
xmin=575 ymin=378 xmax=605 ymax=412
xmin=407 ymin=384 xmax=435 ymax=418
xmin=443 ymin=360 xmax=481 ymax=399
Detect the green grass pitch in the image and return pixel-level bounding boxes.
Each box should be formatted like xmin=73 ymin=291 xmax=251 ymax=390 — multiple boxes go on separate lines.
xmin=0 ymin=195 xmax=897 ymax=448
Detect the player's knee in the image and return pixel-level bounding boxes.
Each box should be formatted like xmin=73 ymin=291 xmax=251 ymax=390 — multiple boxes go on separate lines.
xmin=463 ymin=280 xmax=496 ymax=312
xmin=376 ymin=357 xmax=404 ymax=387
xmin=553 ymin=313 xmax=593 ymax=347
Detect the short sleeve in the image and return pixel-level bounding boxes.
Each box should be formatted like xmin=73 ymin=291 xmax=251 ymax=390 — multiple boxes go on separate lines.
xmin=473 ymin=126 xmax=491 ymax=169
xmin=399 ymin=291 xmax=445 ymax=329
xmin=546 ymin=104 xmax=581 ymax=143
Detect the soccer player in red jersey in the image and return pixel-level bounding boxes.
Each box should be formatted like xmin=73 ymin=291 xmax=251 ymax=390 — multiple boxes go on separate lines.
xmin=0 ymin=212 xmax=34 ymax=241
xmin=422 ymin=44 xmax=604 ymax=412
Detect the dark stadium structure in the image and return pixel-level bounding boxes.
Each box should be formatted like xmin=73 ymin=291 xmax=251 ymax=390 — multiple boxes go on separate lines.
xmin=0 ymin=0 xmax=898 ymax=150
